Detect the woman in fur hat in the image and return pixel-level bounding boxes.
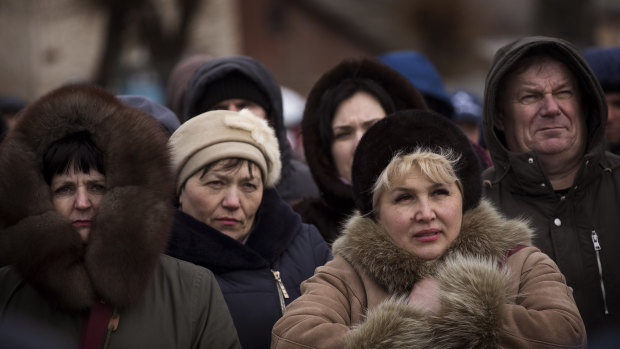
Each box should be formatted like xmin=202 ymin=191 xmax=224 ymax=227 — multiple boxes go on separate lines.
xmin=293 ymin=58 xmax=428 ymax=244
xmin=272 ymin=110 xmax=586 ymax=348
xmin=165 ymin=109 xmax=331 ymax=349
xmin=0 ymin=85 xmax=240 ymax=348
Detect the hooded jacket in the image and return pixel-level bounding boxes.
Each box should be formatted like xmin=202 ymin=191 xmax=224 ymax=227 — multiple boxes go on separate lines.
xmin=0 ymin=85 xmax=240 ymax=348
xmin=166 ymin=188 xmax=332 ymax=349
xmin=183 ymin=56 xmax=318 ymax=204
xmin=272 ymin=200 xmax=585 ymax=348
xmin=293 ymin=58 xmax=428 ymax=243
xmin=482 ymin=36 xmax=620 ymax=336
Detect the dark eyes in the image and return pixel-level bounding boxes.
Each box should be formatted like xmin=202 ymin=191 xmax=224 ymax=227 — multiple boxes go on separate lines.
xmin=519 ymin=90 xmax=574 ymax=104
xmin=54 ymin=185 xmax=74 ymax=195
xmin=394 ymin=193 xmax=412 ymax=202
xmin=333 ymin=130 xmax=351 ymax=140
xmin=89 ymin=183 xmax=106 ymax=194
xmin=53 ymin=183 xmax=106 ymax=196
xmin=394 ymin=189 xmax=449 ymax=203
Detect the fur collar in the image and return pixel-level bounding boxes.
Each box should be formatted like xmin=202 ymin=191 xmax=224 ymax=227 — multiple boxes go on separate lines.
xmin=0 ymin=86 xmax=174 ymax=311
xmin=333 ymin=199 xmax=532 ymax=295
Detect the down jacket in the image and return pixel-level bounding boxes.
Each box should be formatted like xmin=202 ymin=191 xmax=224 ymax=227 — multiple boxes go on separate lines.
xmin=271 ymin=200 xmax=586 ymax=348
xmin=482 ymin=36 xmax=620 ymax=336
xmin=0 ymin=85 xmax=240 ymax=348
xmin=166 ymin=188 xmax=332 ymax=349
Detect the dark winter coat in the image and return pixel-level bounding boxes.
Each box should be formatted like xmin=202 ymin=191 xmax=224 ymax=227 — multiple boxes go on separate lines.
xmin=482 ymin=36 xmax=620 ymax=337
xmin=293 ymin=58 xmax=428 ymax=243
xmin=166 ymin=188 xmax=332 ymax=349
xmin=272 ymin=200 xmax=585 ymax=348
xmin=183 ymin=56 xmax=318 ymax=204
xmin=0 ymin=85 xmax=240 ymax=348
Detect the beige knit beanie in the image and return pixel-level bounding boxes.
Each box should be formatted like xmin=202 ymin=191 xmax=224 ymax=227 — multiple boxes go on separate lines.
xmin=169 ymin=109 xmax=281 ymax=195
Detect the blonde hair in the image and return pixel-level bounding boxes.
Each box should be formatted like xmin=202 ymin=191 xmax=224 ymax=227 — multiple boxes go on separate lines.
xmin=371 ymin=147 xmax=463 ymax=214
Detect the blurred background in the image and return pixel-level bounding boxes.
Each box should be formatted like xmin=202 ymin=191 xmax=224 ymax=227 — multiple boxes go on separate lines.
xmin=1 ymin=0 xmax=619 ymax=104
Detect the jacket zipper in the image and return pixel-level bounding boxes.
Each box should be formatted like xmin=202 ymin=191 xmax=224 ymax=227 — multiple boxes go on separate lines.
xmin=102 ymin=307 xmax=120 ymax=349
xmin=271 ymin=270 xmax=289 ymax=314
xmin=591 ymin=230 xmax=609 ymax=315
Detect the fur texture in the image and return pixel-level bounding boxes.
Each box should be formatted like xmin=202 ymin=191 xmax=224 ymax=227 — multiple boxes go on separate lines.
xmin=0 ymin=85 xmax=174 ymax=311
xmin=334 ymin=200 xmax=532 ymax=348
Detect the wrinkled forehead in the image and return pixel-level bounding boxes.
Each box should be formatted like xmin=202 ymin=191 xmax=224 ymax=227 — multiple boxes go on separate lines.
xmin=506 ymin=55 xmax=576 ymax=87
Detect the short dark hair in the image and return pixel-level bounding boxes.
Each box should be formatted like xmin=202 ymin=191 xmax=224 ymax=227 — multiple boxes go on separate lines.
xmin=315 ymin=78 xmax=395 ymax=169
xmin=42 ymin=131 xmax=105 ymax=184
xmin=196 ymin=158 xmax=259 ymax=181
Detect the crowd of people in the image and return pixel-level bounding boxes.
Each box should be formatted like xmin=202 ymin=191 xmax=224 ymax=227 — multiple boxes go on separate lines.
xmin=1 ymin=35 xmax=619 ymax=348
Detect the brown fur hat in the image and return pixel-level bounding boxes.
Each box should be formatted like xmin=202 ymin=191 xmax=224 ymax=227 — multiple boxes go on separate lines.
xmin=352 ymin=109 xmax=482 ymax=217
xmin=0 ymin=85 xmax=174 ymax=311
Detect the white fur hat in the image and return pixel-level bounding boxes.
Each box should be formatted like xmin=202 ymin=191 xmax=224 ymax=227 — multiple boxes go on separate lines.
xmin=169 ymin=109 xmax=281 ymax=195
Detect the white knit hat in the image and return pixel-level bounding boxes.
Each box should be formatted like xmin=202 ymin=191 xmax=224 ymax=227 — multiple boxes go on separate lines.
xmin=169 ymin=109 xmax=281 ymax=195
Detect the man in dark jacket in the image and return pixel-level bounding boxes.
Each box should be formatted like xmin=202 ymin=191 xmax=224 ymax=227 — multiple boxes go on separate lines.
xmin=482 ymin=36 xmax=619 ymax=339
xmin=583 ymin=46 xmax=620 ymax=155
xmin=183 ymin=56 xmax=318 ymax=205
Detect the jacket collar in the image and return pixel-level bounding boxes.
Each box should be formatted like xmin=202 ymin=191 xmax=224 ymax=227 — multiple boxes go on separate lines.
xmin=332 ymin=200 xmax=532 ymax=295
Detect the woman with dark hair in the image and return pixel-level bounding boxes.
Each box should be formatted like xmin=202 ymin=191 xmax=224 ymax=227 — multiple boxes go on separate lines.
xmin=0 ymin=85 xmax=240 ymax=348
xmin=293 ymin=58 xmax=428 ymax=244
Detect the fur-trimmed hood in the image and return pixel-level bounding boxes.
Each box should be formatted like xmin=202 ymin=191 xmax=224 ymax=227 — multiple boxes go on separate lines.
xmin=333 ymin=199 xmax=532 ymax=295
xmin=0 ymin=85 xmax=174 ymax=312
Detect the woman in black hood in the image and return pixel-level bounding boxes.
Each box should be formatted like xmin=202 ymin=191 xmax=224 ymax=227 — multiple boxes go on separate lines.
xmin=294 ymin=58 xmax=428 ymax=243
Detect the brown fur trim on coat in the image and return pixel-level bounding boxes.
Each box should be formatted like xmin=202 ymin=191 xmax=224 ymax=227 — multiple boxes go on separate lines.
xmin=0 ymin=85 xmax=174 ymax=311
xmin=333 ymin=199 xmax=531 ymax=295
xmin=332 ymin=200 xmax=532 ymax=348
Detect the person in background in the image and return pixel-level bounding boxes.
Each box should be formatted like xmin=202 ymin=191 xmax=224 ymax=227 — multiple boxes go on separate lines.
xmin=378 ymin=50 xmax=455 ymax=119
xmin=118 ymin=94 xmax=181 ymax=136
xmin=582 ymin=46 xmax=620 ymax=155
xmin=0 ymin=95 xmax=27 ymax=139
xmin=272 ymin=110 xmax=585 ymax=348
xmin=482 ymin=36 xmax=620 ymax=339
xmin=0 ymin=85 xmax=241 ymax=348
xmin=166 ymin=109 xmax=331 ymax=349
xmin=450 ymin=90 xmax=492 ymax=168
xmin=293 ymin=58 xmax=428 ymax=244
xmin=165 ymin=54 xmax=212 ymax=122
xmin=379 ymin=50 xmax=492 ymax=169
xmin=183 ymin=56 xmax=318 ymax=205
xmin=281 ymin=86 xmax=307 ymax=163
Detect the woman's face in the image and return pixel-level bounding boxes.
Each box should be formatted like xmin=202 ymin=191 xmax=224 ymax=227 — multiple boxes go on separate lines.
xmin=179 ymin=160 xmax=263 ymax=242
xmin=331 ymin=92 xmax=386 ymax=183
xmin=377 ymin=166 xmax=462 ymax=260
xmin=50 ymin=169 xmax=106 ymax=243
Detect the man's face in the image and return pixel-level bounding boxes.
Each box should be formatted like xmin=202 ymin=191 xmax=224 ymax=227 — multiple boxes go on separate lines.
xmin=604 ymin=92 xmax=620 ymax=145
xmin=497 ymin=57 xmax=586 ymax=159
xmin=210 ymin=98 xmax=267 ymax=120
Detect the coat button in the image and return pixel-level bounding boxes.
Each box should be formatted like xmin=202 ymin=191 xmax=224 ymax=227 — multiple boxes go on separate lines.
xmin=528 ymin=157 xmax=534 ymax=164
xmin=554 ymin=218 xmax=561 ymax=226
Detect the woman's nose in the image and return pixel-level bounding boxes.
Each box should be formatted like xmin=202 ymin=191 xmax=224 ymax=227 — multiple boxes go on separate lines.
xmin=74 ymin=189 xmax=92 ymax=210
xmin=222 ymin=189 xmax=241 ymax=209
xmin=414 ymin=199 xmax=435 ymax=222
